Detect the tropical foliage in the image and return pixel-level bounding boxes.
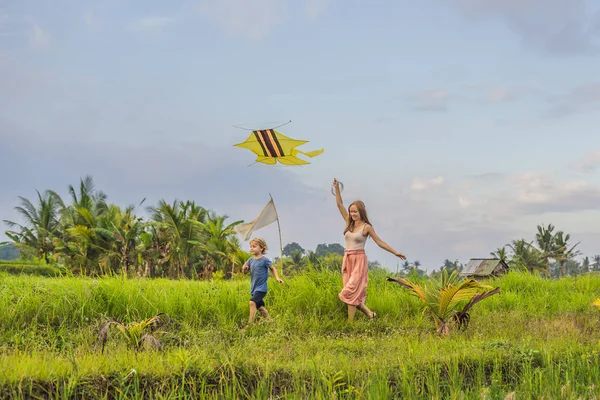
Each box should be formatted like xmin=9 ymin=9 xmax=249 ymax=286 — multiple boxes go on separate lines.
xmin=97 ymin=313 xmax=172 ymax=353
xmin=2 ymin=176 xmax=249 ymax=278
xmin=492 ymin=223 xmax=585 ymax=278
xmin=387 ymin=269 xmax=500 ymax=336
xmin=2 ymin=176 xmax=354 ymax=279
xmin=4 ymin=177 xmax=600 ymax=281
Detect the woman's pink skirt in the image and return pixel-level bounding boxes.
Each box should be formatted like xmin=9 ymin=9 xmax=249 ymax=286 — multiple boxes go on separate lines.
xmin=338 ymin=249 xmax=368 ymax=306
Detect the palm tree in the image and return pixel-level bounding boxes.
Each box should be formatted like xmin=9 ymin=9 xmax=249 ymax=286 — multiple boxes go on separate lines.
xmin=507 ymin=239 xmax=545 ymax=274
xmin=48 ymin=176 xmax=114 ymax=275
xmin=3 ymin=190 xmax=63 ymax=263
xmin=98 ymin=313 xmax=172 ymax=353
xmin=535 ymin=223 xmax=557 ymax=268
xmin=581 ymin=257 xmax=590 ymax=274
xmin=97 ymin=204 xmax=146 ymax=277
xmin=149 ymin=200 xmax=207 ymax=278
xmin=387 ymin=269 xmax=500 ymax=336
xmin=593 ymin=255 xmax=600 ymax=272
xmin=193 ymin=211 xmax=243 ymax=274
xmin=401 ymin=260 xmax=411 ymax=275
xmin=532 ymin=223 xmax=580 ymax=278
xmin=137 ymin=224 xmax=171 ymax=278
xmin=228 ymin=245 xmax=251 ymax=277
xmin=552 ymin=231 xmax=580 ymax=278
xmin=439 ymin=259 xmax=462 ymax=274
xmin=490 ymin=247 xmax=508 ymax=261
xmin=67 ymin=175 xmax=108 ymax=217
xmin=55 ymin=175 xmax=108 ymax=229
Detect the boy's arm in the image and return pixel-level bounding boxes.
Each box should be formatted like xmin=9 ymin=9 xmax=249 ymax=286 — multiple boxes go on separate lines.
xmin=269 ymin=264 xmax=284 ymax=284
xmin=242 ymin=257 xmax=253 ymax=273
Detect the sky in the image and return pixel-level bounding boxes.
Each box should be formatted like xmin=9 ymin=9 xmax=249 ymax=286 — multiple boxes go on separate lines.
xmin=1 ymin=0 xmax=600 ymax=271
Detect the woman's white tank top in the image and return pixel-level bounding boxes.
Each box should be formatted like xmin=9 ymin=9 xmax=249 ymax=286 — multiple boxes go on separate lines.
xmin=344 ymin=223 xmax=368 ymax=250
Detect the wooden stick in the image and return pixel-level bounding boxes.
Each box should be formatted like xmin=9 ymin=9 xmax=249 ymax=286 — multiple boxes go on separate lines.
xmin=269 ymin=193 xmax=284 ymax=277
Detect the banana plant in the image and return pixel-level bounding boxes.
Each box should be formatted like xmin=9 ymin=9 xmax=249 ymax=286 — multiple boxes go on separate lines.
xmin=387 ymin=269 xmax=500 ymax=336
xmin=97 ymin=313 xmax=172 ymax=353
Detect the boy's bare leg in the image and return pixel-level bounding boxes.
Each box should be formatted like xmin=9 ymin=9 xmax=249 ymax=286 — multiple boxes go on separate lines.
xmin=248 ymin=301 xmax=258 ymax=324
xmin=258 ymin=306 xmax=271 ymax=321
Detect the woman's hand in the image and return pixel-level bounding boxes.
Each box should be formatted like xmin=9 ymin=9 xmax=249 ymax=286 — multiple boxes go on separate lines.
xmin=333 ymin=178 xmax=340 ymax=191
xmin=395 ymin=251 xmax=407 ymax=260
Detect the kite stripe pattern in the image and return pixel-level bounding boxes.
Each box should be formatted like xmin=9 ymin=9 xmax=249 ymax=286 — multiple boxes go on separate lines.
xmin=253 ymin=129 xmax=285 ymax=158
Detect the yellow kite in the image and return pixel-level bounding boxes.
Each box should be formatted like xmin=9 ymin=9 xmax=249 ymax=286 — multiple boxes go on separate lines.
xmin=234 ymin=129 xmax=324 ymax=166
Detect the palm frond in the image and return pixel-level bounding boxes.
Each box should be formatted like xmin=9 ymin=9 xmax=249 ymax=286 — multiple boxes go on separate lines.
xmin=388 ymin=270 xmax=500 ymax=336
xmin=386 ymin=276 xmax=428 ymax=302
xmin=453 ymin=287 xmax=500 ymax=330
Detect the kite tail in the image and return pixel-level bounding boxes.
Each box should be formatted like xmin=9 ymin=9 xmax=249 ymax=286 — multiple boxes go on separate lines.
xmin=291 ymin=148 xmax=324 ymax=159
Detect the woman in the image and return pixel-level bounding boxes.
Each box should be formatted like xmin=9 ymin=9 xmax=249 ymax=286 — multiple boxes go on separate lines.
xmin=333 ymin=178 xmax=407 ymax=322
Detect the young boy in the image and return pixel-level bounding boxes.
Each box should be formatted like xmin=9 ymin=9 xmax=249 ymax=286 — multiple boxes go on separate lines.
xmin=242 ymin=238 xmax=284 ymax=325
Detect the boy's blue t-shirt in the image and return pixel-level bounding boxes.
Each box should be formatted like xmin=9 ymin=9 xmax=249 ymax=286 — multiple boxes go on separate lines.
xmin=247 ymin=256 xmax=272 ymax=295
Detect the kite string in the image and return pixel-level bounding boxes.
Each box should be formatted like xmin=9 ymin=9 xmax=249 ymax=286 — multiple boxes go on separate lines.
xmin=233 ymin=120 xmax=292 ymax=131
xmin=271 ymin=120 xmax=292 ymax=130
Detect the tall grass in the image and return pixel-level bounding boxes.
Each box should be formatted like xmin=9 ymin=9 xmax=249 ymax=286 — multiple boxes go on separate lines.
xmin=2 ymin=270 xmax=600 ymax=398
xmin=0 ymin=259 xmax=64 ymax=277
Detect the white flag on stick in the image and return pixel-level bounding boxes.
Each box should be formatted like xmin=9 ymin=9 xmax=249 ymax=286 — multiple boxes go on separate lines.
xmin=234 ymin=198 xmax=279 ymax=241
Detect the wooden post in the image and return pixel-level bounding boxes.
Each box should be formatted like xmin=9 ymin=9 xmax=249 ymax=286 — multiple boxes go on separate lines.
xmin=269 ymin=193 xmax=284 ymax=277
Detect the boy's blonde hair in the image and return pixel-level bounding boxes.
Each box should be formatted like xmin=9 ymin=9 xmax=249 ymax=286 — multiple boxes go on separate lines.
xmin=250 ymin=238 xmax=268 ymax=254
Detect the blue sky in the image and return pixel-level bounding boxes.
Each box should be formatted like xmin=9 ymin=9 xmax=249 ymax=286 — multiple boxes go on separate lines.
xmin=1 ymin=0 xmax=600 ymax=271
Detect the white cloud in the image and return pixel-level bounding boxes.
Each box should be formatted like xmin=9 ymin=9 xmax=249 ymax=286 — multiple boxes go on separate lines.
xmin=486 ymin=86 xmax=538 ymax=102
xmin=413 ymin=90 xmax=448 ymax=101
xmin=430 ymin=91 xmax=447 ymax=100
xmin=129 ymin=17 xmax=176 ymax=33
xmin=373 ymin=165 xmax=600 ymax=267
xmin=28 ymin=22 xmax=49 ymax=49
xmin=83 ymin=10 xmax=94 ymax=27
xmin=197 ymin=0 xmax=285 ymax=41
xmin=571 ymin=149 xmax=600 ymax=172
xmin=306 ymin=0 xmax=329 ymax=21
xmin=410 ymin=176 xmax=444 ymax=192
xmin=545 ymin=81 xmax=600 ymax=117
xmin=458 ymin=196 xmax=471 ymax=209
xmin=487 ymin=90 xmax=508 ymax=102
xmin=509 ymin=171 xmax=555 ymax=204
xmin=196 ymin=0 xmax=329 ymax=40
xmin=408 ymin=90 xmax=449 ymax=112
xmin=446 ymin=0 xmax=600 ymax=55
xmin=458 ymin=170 xmax=600 ymax=218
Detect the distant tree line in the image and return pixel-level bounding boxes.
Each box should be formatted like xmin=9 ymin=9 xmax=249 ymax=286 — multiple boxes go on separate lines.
xmin=1 ymin=176 xmax=367 ymax=278
xmin=0 ymin=243 xmax=19 ymax=260
xmin=3 ymin=177 xmax=598 ymax=280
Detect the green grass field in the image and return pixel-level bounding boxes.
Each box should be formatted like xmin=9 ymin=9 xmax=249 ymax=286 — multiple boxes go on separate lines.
xmin=0 ymin=260 xmax=64 ymax=277
xmin=2 ymin=269 xmax=600 ymax=399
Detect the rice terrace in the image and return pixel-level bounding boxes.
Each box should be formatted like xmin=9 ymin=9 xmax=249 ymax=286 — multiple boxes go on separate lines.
xmin=2 ymin=1 xmax=600 ymax=398
xmin=2 ymin=177 xmax=600 ymax=399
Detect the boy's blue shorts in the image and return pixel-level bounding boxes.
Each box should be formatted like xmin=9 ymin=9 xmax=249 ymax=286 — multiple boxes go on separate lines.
xmin=250 ymin=291 xmax=267 ymax=309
